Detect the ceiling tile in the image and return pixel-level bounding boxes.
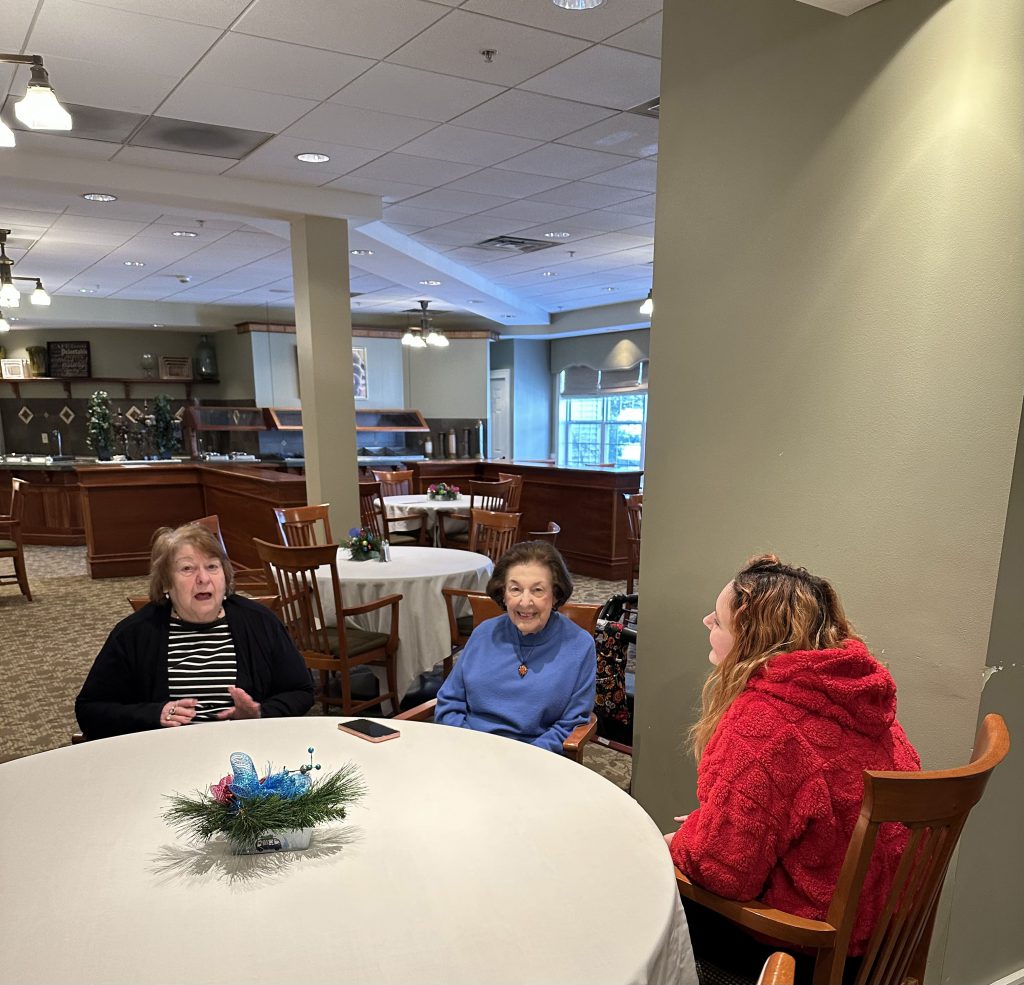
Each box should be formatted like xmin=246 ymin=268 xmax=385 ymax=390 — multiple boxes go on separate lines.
xmin=494 ymin=144 xmax=632 ymax=180
xmin=73 ymin=0 xmax=250 ymax=29
xmin=1 ymin=0 xmax=37 ymax=50
xmin=399 ymin=188 xmax=513 ymax=215
xmin=188 ymin=34 xmax=376 ymax=100
xmin=0 ymin=210 xmax=59 ymax=232
xmin=382 ymin=204 xmax=465 ymax=227
xmin=604 ymin=12 xmax=663 ymax=57
xmin=159 ymin=79 xmax=318 ymax=132
xmin=112 ymin=146 xmax=238 ymax=174
xmin=348 ymin=152 xmax=479 ymax=185
xmin=11 ymin=54 xmax=178 ymax=115
xmin=235 ymin=0 xmax=448 ymax=59
xmin=234 ymin=135 xmax=380 ymax=173
xmin=331 ymin=177 xmax=431 ymax=202
xmin=27 ymin=0 xmax=222 ymax=76
xmin=520 ymin=46 xmax=661 ymax=111
xmin=461 ymin=0 xmax=662 ymax=43
xmin=224 ymin=160 xmax=347 ymax=184
xmin=443 ymin=169 xmax=566 ymax=198
xmin=387 ymin=10 xmax=588 ymax=87
xmin=609 ymin=193 xmax=655 ymax=217
xmin=283 ymin=103 xmax=436 ymax=152
xmin=582 ymin=158 xmax=658 ymax=192
xmin=395 ymin=125 xmax=540 ymax=167
xmin=528 ymin=181 xmax=647 ymax=209
xmin=3 ymin=131 xmax=120 ymax=160
xmin=449 ymin=88 xmax=613 ymax=141
xmin=482 ymin=200 xmax=586 ymax=224
xmin=557 ymin=113 xmax=658 ymax=158
xmin=330 ymin=63 xmax=504 ymax=123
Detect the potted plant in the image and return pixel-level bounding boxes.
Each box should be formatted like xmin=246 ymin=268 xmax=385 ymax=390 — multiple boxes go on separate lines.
xmin=86 ymin=390 xmax=115 ymax=461
xmin=152 ymin=394 xmax=178 ymax=460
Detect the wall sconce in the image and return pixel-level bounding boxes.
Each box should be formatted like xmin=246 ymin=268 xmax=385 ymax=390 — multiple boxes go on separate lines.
xmin=0 ymin=54 xmax=73 ymax=146
xmin=0 ymin=229 xmax=52 ymax=307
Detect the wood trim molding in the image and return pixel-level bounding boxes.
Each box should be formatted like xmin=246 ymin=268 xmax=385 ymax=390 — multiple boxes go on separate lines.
xmin=235 ymin=321 xmax=497 ymax=341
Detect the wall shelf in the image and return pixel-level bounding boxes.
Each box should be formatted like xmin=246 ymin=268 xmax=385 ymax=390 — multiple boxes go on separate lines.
xmin=0 ymin=376 xmax=220 ymax=401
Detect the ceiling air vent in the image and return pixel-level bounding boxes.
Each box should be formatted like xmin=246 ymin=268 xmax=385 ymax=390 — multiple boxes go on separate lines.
xmin=474 ymin=235 xmax=555 ymax=254
xmin=626 ymin=97 xmax=660 ymax=119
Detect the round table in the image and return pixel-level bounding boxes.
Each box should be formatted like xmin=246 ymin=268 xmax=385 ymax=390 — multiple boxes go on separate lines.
xmin=316 ymin=546 xmax=492 ymax=701
xmin=0 ymin=719 xmax=695 ymax=985
xmin=384 ymin=494 xmax=470 ymax=545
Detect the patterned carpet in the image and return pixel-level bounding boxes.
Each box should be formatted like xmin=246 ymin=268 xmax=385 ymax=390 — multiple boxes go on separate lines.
xmin=0 ymin=546 xmax=633 ymax=790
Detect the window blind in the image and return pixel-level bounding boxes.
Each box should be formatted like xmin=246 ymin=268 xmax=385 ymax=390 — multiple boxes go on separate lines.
xmin=559 ymin=362 xmax=648 ymax=396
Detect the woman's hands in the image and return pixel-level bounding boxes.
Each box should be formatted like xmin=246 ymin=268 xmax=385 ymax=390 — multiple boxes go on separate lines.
xmin=160 ymin=698 xmax=198 ymax=727
xmin=663 ymin=815 xmax=688 ymax=848
xmin=216 ymin=685 xmax=262 ymax=720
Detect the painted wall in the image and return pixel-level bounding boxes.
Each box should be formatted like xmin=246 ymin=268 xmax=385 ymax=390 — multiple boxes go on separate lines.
xmin=405 ymin=338 xmax=489 ymax=418
xmin=636 ymin=2 xmax=1023 ymax=982
xmin=511 ymin=340 xmax=552 ymax=461
xmin=358 ymin=336 xmax=405 ymax=407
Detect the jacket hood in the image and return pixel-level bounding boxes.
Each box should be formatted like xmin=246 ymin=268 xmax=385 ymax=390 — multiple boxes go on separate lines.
xmin=745 ymin=638 xmax=897 ymax=738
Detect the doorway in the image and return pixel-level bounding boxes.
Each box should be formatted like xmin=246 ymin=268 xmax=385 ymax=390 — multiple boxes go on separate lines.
xmin=490 ymin=369 xmax=512 ymax=461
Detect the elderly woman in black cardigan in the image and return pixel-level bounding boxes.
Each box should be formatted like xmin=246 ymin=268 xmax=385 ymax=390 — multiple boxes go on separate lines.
xmin=76 ymin=523 xmax=312 ymax=739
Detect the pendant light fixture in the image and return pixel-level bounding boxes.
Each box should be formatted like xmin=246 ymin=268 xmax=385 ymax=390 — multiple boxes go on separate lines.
xmin=639 ymin=289 xmax=653 ymax=316
xmin=0 ymin=229 xmax=53 ymax=307
xmin=0 ymin=54 xmax=73 ymax=143
xmin=401 ymin=304 xmax=427 ymax=348
xmin=420 ymin=299 xmax=449 ymax=348
xmin=0 ymin=310 xmax=10 ymax=333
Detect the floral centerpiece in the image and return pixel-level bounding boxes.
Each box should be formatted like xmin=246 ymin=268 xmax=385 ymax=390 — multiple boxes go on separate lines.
xmin=163 ymin=747 xmax=365 ymax=854
xmin=346 ymin=526 xmax=383 ymax=561
xmin=427 ymin=482 xmax=460 ymax=501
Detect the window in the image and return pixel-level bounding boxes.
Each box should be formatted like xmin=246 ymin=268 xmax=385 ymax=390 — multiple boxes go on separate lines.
xmin=558 ymin=391 xmax=648 ymax=468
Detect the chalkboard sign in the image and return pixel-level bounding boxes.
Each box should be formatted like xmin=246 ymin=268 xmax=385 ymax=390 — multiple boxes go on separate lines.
xmin=46 ymin=341 xmax=92 ymax=378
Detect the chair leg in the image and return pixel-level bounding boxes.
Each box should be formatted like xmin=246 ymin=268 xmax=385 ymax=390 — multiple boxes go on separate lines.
xmin=384 ymin=653 xmax=399 ymax=716
xmin=15 ymin=551 xmax=32 ymax=601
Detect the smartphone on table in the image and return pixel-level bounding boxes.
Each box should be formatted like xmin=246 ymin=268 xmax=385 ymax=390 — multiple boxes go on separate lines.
xmin=337 ymin=718 xmax=401 ymax=743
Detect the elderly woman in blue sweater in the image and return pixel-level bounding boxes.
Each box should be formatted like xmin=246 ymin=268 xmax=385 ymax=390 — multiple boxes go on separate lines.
xmin=435 ymin=540 xmax=596 ymax=754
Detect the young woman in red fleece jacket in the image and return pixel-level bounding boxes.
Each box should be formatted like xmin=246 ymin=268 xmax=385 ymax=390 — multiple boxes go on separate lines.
xmin=666 ymin=555 xmax=919 ymax=983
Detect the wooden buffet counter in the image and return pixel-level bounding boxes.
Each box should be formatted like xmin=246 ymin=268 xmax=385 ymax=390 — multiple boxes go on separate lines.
xmin=76 ymin=463 xmax=306 ymax=579
xmin=411 ymin=460 xmax=641 ymax=580
xmin=1 ymin=463 xmax=84 ymax=545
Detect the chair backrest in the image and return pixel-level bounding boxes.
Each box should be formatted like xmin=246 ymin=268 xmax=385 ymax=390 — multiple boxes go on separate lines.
xmin=8 ymin=477 xmax=28 ymax=521
xmin=358 ymin=481 xmax=389 ymax=541
xmin=821 ymin=713 xmax=1010 ymax=985
xmin=372 ymin=469 xmax=414 ymax=496
xmin=623 ymin=492 xmax=643 ymax=545
xmin=496 ymin=472 xmax=524 ymax=510
xmin=459 ymin=591 xmax=599 ymax=637
xmin=468 ymin=508 xmax=521 ymax=562
xmin=467 ymin=478 xmax=515 ymax=513
xmin=252 ymin=538 xmax=349 ymax=664
xmin=127 ymin=593 xmax=280 ymax=615
xmin=758 ymin=953 xmax=796 ymax=985
xmin=526 ymin=520 xmax=560 ymax=545
xmin=560 ymin=601 xmax=601 ymax=635
xmin=190 ymin=514 xmax=228 ymax=553
xmin=274 ymin=504 xmax=334 ymax=546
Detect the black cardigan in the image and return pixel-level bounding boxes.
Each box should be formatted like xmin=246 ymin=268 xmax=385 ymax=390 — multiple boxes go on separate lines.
xmin=75 ymin=595 xmax=314 ymax=739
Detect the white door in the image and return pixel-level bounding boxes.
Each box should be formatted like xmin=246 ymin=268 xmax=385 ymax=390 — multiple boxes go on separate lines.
xmin=490 ymin=369 xmax=512 ymax=460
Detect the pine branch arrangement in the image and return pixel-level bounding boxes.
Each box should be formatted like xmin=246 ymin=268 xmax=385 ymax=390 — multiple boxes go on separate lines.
xmin=163 ymin=750 xmax=365 ymax=853
xmin=152 ymin=394 xmax=178 ymax=459
xmin=86 ymin=390 xmax=114 ymax=458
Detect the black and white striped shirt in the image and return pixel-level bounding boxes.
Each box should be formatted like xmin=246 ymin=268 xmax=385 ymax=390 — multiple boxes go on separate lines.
xmin=167 ymin=615 xmax=237 ymax=721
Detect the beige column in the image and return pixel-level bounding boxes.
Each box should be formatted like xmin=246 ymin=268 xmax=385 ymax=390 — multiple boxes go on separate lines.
xmin=636 ymin=1 xmax=1023 ymax=979
xmin=290 ymin=215 xmax=358 ymax=527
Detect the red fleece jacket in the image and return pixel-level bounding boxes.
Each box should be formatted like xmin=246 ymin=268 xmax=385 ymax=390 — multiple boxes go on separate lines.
xmin=670 ymin=639 xmax=919 ymax=954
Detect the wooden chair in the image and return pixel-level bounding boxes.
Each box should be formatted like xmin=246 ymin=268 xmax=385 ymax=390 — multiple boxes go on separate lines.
xmin=622 ymin=492 xmax=642 ymax=594
xmin=496 ymin=471 xmax=523 ymax=511
xmin=412 ymin=591 xmax=601 ymax=761
xmin=274 ymin=504 xmax=334 ymax=546
xmin=758 ymin=953 xmax=796 ymax=985
xmin=254 ymin=538 xmax=402 ymax=716
xmin=127 ymin=595 xmax=281 ymax=615
xmin=0 ymin=477 xmax=31 ymax=600
xmin=359 ymin=480 xmax=428 ymax=547
xmin=468 ymin=508 xmax=521 ymax=563
xmin=370 ymin=470 xmax=430 ymax=545
xmin=524 ymin=521 xmax=560 ymax=545
xmin=438 ymin=478 xmax=516 ymax=548
xmin=190 ymin=513 xmax=272 ymax=593
xmin=675 ymin=713 xmax=1011 ymax=985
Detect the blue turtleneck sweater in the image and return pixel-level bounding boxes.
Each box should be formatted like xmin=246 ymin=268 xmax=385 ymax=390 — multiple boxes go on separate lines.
xmin=435 ymin=610 xmax=596 ymax=754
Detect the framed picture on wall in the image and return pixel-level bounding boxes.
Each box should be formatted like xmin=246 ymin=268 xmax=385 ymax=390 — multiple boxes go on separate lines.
xmin=1 ymin=358 xmax=28 ymax=380
xmin=352 ymin=346 xmax=368 ymax=400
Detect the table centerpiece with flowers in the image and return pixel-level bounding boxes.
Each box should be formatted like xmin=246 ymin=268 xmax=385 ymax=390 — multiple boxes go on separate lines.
xmin=346 ymin=526 xmax=383 ymax=561
xmin=427 ymin=482 xmax=460 ymax=501
xmin=162 ymin=747 xmax=365 ymax=855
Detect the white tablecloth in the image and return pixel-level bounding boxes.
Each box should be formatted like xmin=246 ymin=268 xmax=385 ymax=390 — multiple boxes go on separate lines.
xmin=0 ymin=719 xmax=696 ymax=985
xmin=385 ymin=493 xmax=470 ymax=544
xmin=316 ymin=545 xmax=492 ymax=700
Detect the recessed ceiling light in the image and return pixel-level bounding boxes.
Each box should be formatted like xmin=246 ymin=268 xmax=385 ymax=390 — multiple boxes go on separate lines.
xmin=419 ymin=279 xmax=441 ymax=286
xmin=124 ymin=260 xmax=145 ymax=267
xmin=82 ymin=192 xmax=117 ymax=202
xmin=502 ymin=314 xmax=513 ymax=318
xmin=467 ymin=299 xmax=483 ymax=304
xmin=543 ymin=231 xmax=571 ymax=239
xmin=350 ymin=249 xmax=374 ymax=256
xmin=296 ymin=152 xmax=331 ymax=164
xmin=78 ymin=287 xmax=96 ymax=293
xmin=604 ymin=286 xmax=616 ymax=292
xmin=172 ymin=230 xmax=198 ymax=238
xmin=152 ymin=323 xmax=164 ymax=328
xmin=552 ymin=0 xmax=605 ymax=8
xmin=541 ymin=271 xmax=556 ymax=277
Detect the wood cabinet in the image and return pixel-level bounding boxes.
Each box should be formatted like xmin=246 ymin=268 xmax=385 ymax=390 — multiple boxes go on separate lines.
xmin=0 ymin=468 xmax=84 ymax=545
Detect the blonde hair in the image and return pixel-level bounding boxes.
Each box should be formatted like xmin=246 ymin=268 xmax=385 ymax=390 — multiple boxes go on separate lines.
xmin=688 ymin=554 xmax=857 ymax=761
xmin=148 ymin=523 xmax=235 ymax=602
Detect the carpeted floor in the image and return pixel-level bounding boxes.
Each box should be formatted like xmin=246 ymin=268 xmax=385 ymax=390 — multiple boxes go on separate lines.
xmin=0 ymin=545 xmax=633 ymax=790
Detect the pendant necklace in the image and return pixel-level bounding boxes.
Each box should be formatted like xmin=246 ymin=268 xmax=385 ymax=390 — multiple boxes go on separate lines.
xmin=514 ymin=639 xmax=528 ymax=677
